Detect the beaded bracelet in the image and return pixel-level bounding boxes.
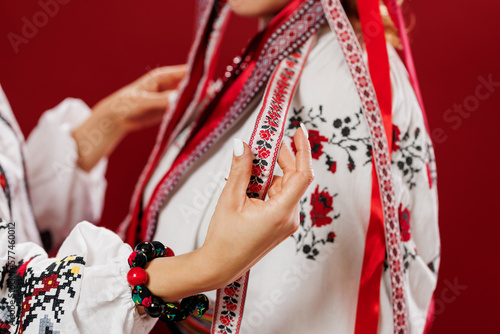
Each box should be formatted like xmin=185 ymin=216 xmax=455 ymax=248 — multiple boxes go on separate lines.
xmin=127 ymin=241 xmax=209 ymax=323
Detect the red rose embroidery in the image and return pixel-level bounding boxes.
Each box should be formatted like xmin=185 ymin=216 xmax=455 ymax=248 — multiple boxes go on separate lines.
xmin=224 ymin=287 xmax=236 ymax=297
xmin=258 ymin=148 xmax=270 ymax=159
xmin=0 ymin=174 xmax=6 ymax=189
xmin=310 ymin=185 xmax=334 ymax=227
xmin=393 ymin=125 xmax=401 ymax=151
xmin=398 ymin=204 xmax=411 ymax=242
xmin=328 ymin=160 xmax=337 ymax=174
xmin=220 ymin=316 xmax=231 ymax=326
xmin=308 ymin=130 xmax=329 ymax=160
xmin=252 ymin=165 xmax=262 ymax=176
xmin=248 ymin=183 xmax=262 ymax=194
xmin=226 ymin=303 xmax=237 ymax=311
xmin=259 ymin=130 xmax=271 ymax=141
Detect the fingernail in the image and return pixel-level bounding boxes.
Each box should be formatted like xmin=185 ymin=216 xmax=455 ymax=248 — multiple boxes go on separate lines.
xmin=300 ymin=123 xmax=309 ymax=139
xmin=233 ymin=138 xmax=244 ymax=157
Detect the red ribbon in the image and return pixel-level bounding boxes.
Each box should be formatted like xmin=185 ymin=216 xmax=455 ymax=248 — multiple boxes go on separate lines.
xmin=354 ymin=0 xmax=393 ymax=333
xmin=125 ymin=1 xmax=222 ymax=245
xmin=125 ymin=0 xmax=309 ymax=245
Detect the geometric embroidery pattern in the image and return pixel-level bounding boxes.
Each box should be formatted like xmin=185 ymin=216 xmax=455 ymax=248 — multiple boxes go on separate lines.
xmin=38 ymin=315 xmax=60 ymax=334
xmin=5 ymin=255 xmax=85 ymax=334
xmin=321 ymin=0 xmax=408 ymax=332
xmin=213 ymin=31 xmax=318 ymax=334
xmin=0 ymin=298 xmax=12 ymax=334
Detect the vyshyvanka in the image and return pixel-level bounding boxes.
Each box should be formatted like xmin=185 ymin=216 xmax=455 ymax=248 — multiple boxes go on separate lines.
xmin=120 ymin=0 xmax=440 ymax=333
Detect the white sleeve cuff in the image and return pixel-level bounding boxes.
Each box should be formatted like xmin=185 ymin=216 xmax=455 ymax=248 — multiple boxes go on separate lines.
xmin=25 ymin=98 xmax=108 ymax=249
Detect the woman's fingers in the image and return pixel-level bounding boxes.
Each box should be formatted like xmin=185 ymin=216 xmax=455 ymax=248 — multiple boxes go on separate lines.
xmin=268 ymin=175 xmax=283 ymax=198
xmin=295 ymin=123 xmax=313 ymax=175
xmin=277 ymin=142 xmax=295 ymax=184
xmin=268 ymin=126 xmax=314 ymax=211
xmin=153 ymin=65 xmax=188 ymax=91
xmin=141 ymin=89 xmax=177 ymax=112
xmin=220 ymin=139 xmax=253 ymax=206
xmin=138 ymin=65 xmax=188 ymax=92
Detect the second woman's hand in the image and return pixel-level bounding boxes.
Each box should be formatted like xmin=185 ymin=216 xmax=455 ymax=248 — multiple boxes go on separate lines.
xmin=72 ymin=65 xmax=187 ymax=172
xmin=145 ymin=126 xmax=314 ymax=302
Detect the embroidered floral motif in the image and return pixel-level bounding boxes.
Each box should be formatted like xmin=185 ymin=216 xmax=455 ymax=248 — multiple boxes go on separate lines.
xmin=0 ymin=175 xmax=6 ymax=190
xmin=308 ymin=130 xmax=330 ymax=160
xmin=246 ymin=50 xmax=303 ymax=199
xmin=286 ymin=106 xmax=372 ymax=175
xmin=310 ymin=185 xmax=335 ymax=227
xmin=393 ymin=126 xmax=434 ymax=190
xmin=214 ymin=31 xmax=321 ymax=334
xmin=217 ymin=281 xmax=241 ymax=334
xmin=398 ymin=204 xmax=411 ymax=242
xmin=392 ymin=125 xmax=401 ymax=152
xmin=292 ymin=186 xmax=339 ymax=261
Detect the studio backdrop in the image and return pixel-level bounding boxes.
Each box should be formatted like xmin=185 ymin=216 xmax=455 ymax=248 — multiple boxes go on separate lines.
xmin=1 ymin=0 xmax=499 ymax=332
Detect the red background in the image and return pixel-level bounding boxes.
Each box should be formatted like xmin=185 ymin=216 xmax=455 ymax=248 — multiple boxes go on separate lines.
xmin=1 ymin=1 xmax=498 ymax=332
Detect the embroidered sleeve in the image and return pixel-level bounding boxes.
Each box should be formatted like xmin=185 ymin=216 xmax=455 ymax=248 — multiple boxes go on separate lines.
xmin=0 ymin=220 xmax=156 ymax=333
xmin=389 ymin=47 xmax=440 ymax=274
xmin=388 ymin=45 xmax=440 ymax=333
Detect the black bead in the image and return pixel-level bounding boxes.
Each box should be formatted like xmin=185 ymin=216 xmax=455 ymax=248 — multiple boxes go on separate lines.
xmin=151 ymin=241 xmax=166 ymax=257
xmin=131 ymin=251 xmax=148 ymax=268
xmin=135 ymin=242 xmax=156 ymax=261
xmin=145 ymin=296 xmax=166 ymax=318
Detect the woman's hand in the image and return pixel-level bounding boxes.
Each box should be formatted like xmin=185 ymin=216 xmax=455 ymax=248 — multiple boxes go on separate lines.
xmin=92 ymin=65 xmax=187 ymax=133
xmin=202 ymin=126 xmax=314 ymax=286
xmin=72 ymin=65 xmax=187 ymax=172
xmin=145 ymin=126 xmax=313 ymax=301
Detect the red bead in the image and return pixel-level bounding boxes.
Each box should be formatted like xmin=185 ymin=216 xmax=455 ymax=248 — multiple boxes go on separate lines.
xmin=127 ymin=267 xmax=148 ymax=286
xmin=165 ymin=247 xmax=175 ymax=257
